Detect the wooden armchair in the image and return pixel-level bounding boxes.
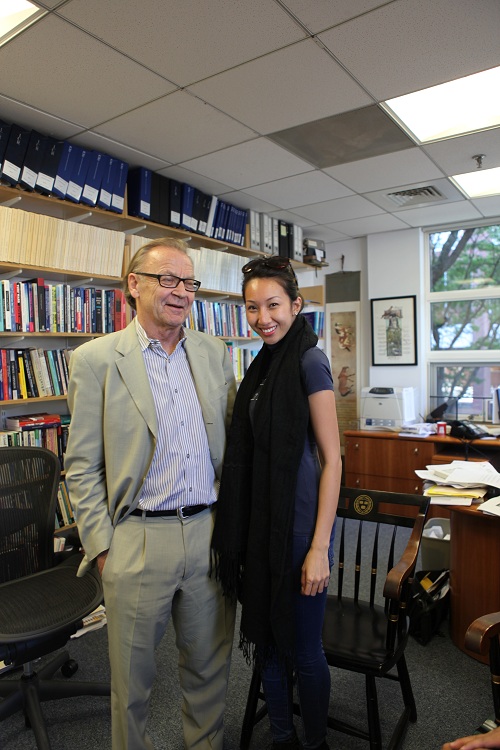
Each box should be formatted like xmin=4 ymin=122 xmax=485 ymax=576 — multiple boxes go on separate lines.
xmin=465 ymin=611 xmax=500 ymax=733
xmin=240 ymin=486 xmax=429 ymax=750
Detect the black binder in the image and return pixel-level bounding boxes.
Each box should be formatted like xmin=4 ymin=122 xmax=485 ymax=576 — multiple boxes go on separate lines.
xmin=19 ymin=131 xmax=47 ymax=191
xmin=2 ymin=124 xmax=30 ymax=186
xmin=0 ymin=119 xmax=12 ymax=175
xmin=35 ymin=137 xmax=65 ymax=195
xmin=127 ymin=167 xmax=152 ymax=219
xmin=169 ymin=179 xmax=182 ymax=227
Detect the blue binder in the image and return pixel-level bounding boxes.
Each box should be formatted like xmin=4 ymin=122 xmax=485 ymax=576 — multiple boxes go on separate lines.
xmin=81 ymin=151 xmax=107 ymax=207
xmin=53 ymin=142 xmax=77 ymax=199
xmin=110 ymin=159 xmax=128 ymax=213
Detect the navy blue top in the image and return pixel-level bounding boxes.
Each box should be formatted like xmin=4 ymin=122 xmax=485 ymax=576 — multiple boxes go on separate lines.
xmin=294 ymin=346 xmax=334 ymax=536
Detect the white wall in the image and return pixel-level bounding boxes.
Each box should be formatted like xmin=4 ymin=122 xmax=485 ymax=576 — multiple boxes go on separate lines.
xmin=324 ymin=228 xmax=428 ymax=418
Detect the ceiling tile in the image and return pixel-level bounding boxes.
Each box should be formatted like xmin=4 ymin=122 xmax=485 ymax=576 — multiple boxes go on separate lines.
xmin=423 ymin=127 xmax=500 ymax=176
xmin=57 ymin=0 xmax=305 ymax=86
xmin=179 ymin=138 xmax=313 ymax=190
xmin=243 ymin=171 xmax=352 ymax=209
xmin=318 ymin=0 xmax=500 ymax=100
xmin=268 ymin=105 xmax=414 ymax=168
xmin=325 ymin=148 xmax=444 ymax=192
xmin=95 ymin=91 xmax=255 ymax=164
xmin=188 ymin=39 xmax=371 ymax=135
xmin=364 ymin=178 xmax=464 ymax=212
xmin=0 ymin=16 xmax=173 ymax=128
xmin=0 ymin=95 xmax=83 ymax=140
xmin=396 ymin=200 xmax=483 ymax=228
xmin=292 ymin=195 xmax=385 ymax=223
xmin=68 ymin=132 xmax=171 ymax=171
xmin=280 ymin=0 xmax=393 ymax=33
xmin=158 ymin=166 xmax=234 ymax=198
xmin=470 ymin=196 xmax=500 ymax=218
xmin=300 ymin=225 xmax=351 ymax=243
xmin=328 ymin=213 xmax=412 ymax=237
xmin=217 ymin=191 xmax=280 ymax=214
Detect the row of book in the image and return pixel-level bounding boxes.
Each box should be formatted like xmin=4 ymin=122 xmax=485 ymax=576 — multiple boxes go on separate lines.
xmin=127 ymin=168 xmax=248 ymax=246
xmin=0 ymin=204 xmax=125 ymax=277
xmin=184 ymin=300 xmax=255 ymax=339
xmin=226 ymin=344 xmax=261 ymax=382
xmin=302 ymin=311 xmax=325 ymax=338
xmin=0 ymin=348 xmax=74 ymax=401
xmin=0 ymin=411 xmax=69 ymax=462
xmin=249 ymin=211 xmax=304 ymax=261
xmin=126 ymin=236 xmax=248 ymax=295
xmin=0 ymin=277 xmax=127 ymax=334
xmin=0 ymin=120 xmax=128 ymax=213
xmin=56 ymin=478 xmax=75 ymax=528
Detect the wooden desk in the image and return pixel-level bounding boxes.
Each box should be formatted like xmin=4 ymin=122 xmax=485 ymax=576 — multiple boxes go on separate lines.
xmin=449 ymin=504 xmax=500 ymax=664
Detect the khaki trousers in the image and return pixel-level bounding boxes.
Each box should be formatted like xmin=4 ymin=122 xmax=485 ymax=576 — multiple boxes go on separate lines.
xmin=101 ymin=508 xmax=236 ymax=750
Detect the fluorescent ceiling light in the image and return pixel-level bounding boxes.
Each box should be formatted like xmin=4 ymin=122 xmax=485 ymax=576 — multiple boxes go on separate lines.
xmin=383 ymin=66 xmax=500 ymax=143
xmin=0 ymin=0 xmax=45 ymax=46
xmin=451 ymin=167 xmax=500 ymax=198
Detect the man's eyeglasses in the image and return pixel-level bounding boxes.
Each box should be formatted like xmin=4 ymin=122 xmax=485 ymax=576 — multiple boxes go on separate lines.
xmin=241 ymin=256 xmax=293 ymax=274
xmin=134 ymin=272 xmax=201 ymax=292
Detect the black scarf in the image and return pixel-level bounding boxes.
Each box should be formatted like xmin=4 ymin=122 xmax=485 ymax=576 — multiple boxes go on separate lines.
xmin=211 ymin=314 xmax=318 ymax=664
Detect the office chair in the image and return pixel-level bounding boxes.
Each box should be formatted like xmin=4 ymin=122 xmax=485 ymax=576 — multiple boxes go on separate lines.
xmin=240 ymin=486 xmax=429 ymax=750
xmin=0 ymin=446 xmax=110 ymax=750
xmin=465 ymin=611 xmax=500 ymax=733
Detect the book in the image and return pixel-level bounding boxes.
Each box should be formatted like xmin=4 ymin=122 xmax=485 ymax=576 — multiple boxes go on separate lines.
xmin=35 ymin=137 xmax=64 ymax=195
xmin=5 ymin=412 xmax=62 ymax=431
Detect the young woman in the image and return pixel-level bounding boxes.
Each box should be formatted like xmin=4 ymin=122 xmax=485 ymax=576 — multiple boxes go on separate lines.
xmin=212 ymin=256 xmax=342 ymax=750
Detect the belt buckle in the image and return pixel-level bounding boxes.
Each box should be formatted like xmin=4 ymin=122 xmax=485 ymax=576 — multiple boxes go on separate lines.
xmin=177 ymin=506 xmax=189 ymax=519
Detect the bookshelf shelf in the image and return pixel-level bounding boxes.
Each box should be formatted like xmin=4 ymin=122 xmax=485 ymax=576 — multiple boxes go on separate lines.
xmin=0 ymin=394 xmax=68 ymax=405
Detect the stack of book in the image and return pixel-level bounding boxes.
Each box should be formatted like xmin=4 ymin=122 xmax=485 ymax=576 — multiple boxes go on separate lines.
xmin=0 ymin=347 xmax=72 ymax=401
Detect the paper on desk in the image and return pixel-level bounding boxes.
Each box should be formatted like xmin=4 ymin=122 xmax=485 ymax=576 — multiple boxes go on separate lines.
xmin=416 ymin=460 xmax=500 ymax=489
xmin=477 ymin=495 xmax=500 ymax=517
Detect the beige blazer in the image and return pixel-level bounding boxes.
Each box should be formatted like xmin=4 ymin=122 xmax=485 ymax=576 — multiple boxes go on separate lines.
xmin=64 ymin=321 xmax=236 ymax=574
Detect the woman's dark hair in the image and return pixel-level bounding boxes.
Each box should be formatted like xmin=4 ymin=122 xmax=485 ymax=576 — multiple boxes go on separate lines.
xmin=241 ymin=257 xmax=304 ymax=311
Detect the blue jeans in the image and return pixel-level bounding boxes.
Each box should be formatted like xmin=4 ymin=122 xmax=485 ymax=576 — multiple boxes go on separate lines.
xmin=261 ymin=534 xmax=334 ymax=749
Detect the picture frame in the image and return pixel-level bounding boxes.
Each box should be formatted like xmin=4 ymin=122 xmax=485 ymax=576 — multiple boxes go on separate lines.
xmin=370 ymin=295 xmax=417 ymax=366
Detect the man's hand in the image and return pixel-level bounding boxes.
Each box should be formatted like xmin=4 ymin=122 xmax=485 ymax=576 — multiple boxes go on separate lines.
xmin=96 ymin=550 xmax=109 ymax=576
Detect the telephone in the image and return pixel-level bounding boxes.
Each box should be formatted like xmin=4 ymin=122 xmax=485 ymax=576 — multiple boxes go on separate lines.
xmin=449 ymin=420 xmax=490 ymax=440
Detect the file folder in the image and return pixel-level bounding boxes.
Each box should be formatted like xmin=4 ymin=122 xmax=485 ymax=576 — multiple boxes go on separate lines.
xmin=97 ymin=156 xmax=117 ymax=209
xmin=81 ymin=151 xmax=107 ymax=207
xmin=35 ymin=137 xmax=65 ymax=195
xmin=66 ymin=147 xmax=91 ymax=203
xmin=111 ymin=159 xmax=129 ymax=213
xmin=127 ymin=167 xmax=152 ymax=219
xmin=0 ymin=119 xmax=12 ymax=176
xmin=53 ymin=142 xmax=77 ymax=199
xmin=20 ymin=131 xmax=47 ymax=191
xmin=2 ymin=123 xmax=30 ymax=186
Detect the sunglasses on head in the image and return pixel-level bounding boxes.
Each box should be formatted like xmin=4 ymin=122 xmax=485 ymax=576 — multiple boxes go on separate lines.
xmin=241 ymin=256 xmax=293 ymax=274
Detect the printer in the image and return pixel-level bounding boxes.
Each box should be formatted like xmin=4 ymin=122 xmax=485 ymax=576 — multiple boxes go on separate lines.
xmin=360 ymin=386 xmax=416 ymax=430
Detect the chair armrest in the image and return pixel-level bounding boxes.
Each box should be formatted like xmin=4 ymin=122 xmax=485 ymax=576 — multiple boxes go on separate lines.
xmin=383 ymin=512 xmax=427 ymax=600
xmin=465 ymin=612 xmax=500 ymax=656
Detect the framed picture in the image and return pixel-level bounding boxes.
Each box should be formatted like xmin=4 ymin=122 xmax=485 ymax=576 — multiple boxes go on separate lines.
xmin=325 ymin=302 xmax=360 ymax=449
xmin=370 ymin=295 xmax=417 ymax=366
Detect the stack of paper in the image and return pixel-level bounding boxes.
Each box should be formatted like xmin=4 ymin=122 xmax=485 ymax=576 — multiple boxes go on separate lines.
xmin=415 ymin=460 xmax=500 ymax=505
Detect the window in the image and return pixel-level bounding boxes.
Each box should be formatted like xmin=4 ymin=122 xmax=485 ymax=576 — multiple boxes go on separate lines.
xmin=426 ymin=224 xmax=500 ymax=420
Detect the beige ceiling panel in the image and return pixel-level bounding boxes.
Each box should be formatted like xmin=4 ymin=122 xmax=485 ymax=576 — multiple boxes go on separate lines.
xmin=318 ymin=0 xmax=500 ymax=101
xmin=281 ymin=0 xmax=393 ymax=34
xmin=96 ymin=91 xmax=255 ymax=164
xmin=57 ymin=0 xmax=305 ymax=86
xmin=180 ymin=138 xmax=313 ymax=190
xmin=325 ymin=148 xmax=443 ymax=193
xmin=189 ymin=39 xmax=371 ymax=135
xmin=0 ymin=16 xmax=173 ymax=128
xmin=293 ymin=195 xmax=384 ymax=224
xmin=243 ymin=171 xmax=352 ymax=209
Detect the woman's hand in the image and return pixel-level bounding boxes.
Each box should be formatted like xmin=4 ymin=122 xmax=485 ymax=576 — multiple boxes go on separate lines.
xmin=301 ymin=546 xmax=330 ymax=596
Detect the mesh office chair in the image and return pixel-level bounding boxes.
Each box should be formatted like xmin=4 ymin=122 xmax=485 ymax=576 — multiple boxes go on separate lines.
xmin=0 ymin=446 xmax=109 ymax=750
xmin=240 ymin=486 xmax=429 ymax=750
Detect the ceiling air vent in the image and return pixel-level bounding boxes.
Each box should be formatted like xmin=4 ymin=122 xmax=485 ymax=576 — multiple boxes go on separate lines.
xmin=386 ymin=185 xmax=444 ymax=207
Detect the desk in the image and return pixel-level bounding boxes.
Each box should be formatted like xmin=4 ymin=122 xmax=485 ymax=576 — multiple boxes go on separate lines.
xmin=449 ymin=504 xmax=500 ymax=664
